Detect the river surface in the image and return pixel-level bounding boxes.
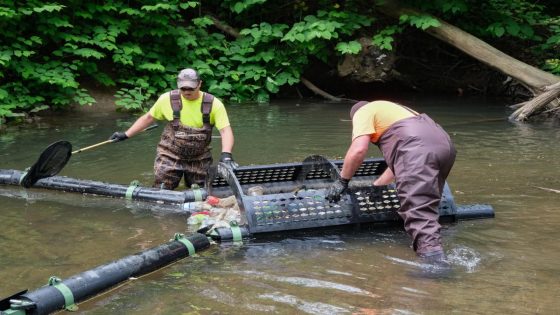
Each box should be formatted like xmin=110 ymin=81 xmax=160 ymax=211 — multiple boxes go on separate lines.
xmin=0 ymin=96 xmax=559 ymax=314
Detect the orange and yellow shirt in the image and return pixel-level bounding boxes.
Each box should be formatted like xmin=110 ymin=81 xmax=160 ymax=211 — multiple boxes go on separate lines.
xmin=352 ymin=100 xmax=417 ymax=143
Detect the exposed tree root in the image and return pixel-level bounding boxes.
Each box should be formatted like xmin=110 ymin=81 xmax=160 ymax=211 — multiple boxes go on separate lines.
xmin=509 ymin=82 xmax=560 ymax=121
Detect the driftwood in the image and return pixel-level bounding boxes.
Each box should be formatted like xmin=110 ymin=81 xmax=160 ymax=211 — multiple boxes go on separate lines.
xmin=209 ymin=15 xmax=343 ymax=101
xmin=379 ymin=3 xmax=560 ymax=122
xmin=300 ymin=77 xmax=357 ymax=102
xmin=509 ymin=81 xmax=560 ymax=121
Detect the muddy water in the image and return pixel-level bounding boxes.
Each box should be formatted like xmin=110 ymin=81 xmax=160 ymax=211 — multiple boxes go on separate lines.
xmin=0 ymin=96 xmax=558 ymax=314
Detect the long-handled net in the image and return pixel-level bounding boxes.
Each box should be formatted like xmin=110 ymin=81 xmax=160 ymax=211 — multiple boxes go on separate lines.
xmin=20 ymin=141 xmax=72 ymax=188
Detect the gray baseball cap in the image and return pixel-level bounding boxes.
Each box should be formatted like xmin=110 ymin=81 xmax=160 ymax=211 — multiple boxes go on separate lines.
xmin=177 ymin=68 xmax=200 ymax=89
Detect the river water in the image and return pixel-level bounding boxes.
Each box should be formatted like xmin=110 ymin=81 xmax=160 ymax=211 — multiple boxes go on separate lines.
xmin=0 ymin=96 xmax=559 ymax=314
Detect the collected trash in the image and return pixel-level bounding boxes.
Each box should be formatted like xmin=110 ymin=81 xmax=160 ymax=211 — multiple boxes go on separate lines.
xmin=183 ymin=201 xmax=212 ymax=212
xmin=186 ymin=211 xmax=210 ymax=225
xmin=186 ymin=194 xmax=245 ymax=232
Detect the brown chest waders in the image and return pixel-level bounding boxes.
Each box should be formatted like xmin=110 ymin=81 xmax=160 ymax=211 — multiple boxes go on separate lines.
xmin=154 ymin=90 xmax=215 ymax=190
xmin=377 ymin=113 xmax=456 ymax=255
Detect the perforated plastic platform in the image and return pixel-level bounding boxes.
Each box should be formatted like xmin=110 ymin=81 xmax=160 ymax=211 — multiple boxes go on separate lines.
xmin=207 ymin=155 xmax=457 ymax=235
xmin=209 ymin=158 xmax=386 ymax=188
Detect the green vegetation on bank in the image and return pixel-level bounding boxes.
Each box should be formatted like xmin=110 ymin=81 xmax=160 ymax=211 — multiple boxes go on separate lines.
xmin=0 ymin=0 xmax=558 ymax=124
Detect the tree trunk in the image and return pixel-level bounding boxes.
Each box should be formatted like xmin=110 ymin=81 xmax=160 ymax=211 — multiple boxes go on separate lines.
xmin=379 ymin=3 xmax=560 ymax=121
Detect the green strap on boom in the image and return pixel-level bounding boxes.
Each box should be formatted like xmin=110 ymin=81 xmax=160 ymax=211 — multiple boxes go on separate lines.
xmin=230 ymin=221 xmax=242 ymax=243
xmin=18 ymin=171 xmax=28 ymax=186
xmin=173 ymin=233 xmax=196 ymax=256
xmin=48 ymin=276 xmax=78 ymax=311
xmin=125 ymin=180 xmax=140 ymax=200
xmin=3 ymin=309 xmax=26 ymax=315
xmin=190 ymin=184 xmax=203 ymax=201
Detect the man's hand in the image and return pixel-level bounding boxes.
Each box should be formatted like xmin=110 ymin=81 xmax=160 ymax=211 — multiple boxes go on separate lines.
xmin=110 ymin=131 xmax=128 ymax=142
xmin=325 ymin=178 xmax=350 ymax=202
xmin=220 ymin=152 xmax=239 ymax=170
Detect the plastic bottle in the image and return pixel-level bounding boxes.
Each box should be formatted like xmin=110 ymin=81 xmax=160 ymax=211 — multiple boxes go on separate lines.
xmin=183 ymin=201 xmax=212 ymax=212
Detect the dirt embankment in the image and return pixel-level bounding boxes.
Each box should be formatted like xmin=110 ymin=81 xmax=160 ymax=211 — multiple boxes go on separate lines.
xmin=73 ymin=83 xmax=119 ymax=113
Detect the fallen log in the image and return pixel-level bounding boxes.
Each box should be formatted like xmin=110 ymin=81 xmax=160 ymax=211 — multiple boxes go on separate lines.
xmin=509 ymin=81 xmax=560 ymax=121
xmin=378 ymin=2 xmax=560 ymax=122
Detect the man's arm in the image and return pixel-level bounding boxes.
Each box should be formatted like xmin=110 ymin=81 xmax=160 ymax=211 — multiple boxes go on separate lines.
xmin=340 ymin=135 xmax=370 ymax=180
xmin=374 ymin=167 xmax=394 ymax=186
xmin=125 ymin=113 xmax=156 ymax=138
xmin=325 ymin=135 xmax=370 ymax=202
xmin=219 ymin=126 xmax=234 ymax=153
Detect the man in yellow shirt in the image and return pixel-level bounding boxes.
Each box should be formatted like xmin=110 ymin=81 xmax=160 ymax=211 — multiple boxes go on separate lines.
xmin=109 ymin=68 xmax=236 ymax=190
xmin=326 ymin=100 xmax=456 ymax=264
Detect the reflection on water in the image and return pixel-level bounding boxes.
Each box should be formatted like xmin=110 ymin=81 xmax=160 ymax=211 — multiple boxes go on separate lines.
xmin=1 ymin=96 xmax=559 ymax=314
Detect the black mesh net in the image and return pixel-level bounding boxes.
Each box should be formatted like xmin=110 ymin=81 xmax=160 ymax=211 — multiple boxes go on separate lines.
xmin=20 ymin=141 xmax=72 ymax=188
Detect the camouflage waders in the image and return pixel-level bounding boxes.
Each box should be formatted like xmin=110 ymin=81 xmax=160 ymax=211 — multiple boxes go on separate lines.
xmin=153 ymin=90 xmax=214 ymax=190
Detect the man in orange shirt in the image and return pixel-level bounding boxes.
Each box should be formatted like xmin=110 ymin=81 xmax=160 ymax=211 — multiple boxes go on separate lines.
xmin=326 ymin=100 xmax=456 ymax=263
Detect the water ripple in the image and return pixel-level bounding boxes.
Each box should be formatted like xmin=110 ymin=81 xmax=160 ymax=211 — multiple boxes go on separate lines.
xmin=447 ymin=246 xmax=481 ymax=273
xmin=259 ymin=292 xmax=351 ymax=315
xmin=241 ymin=270 xmax=378 ymax=297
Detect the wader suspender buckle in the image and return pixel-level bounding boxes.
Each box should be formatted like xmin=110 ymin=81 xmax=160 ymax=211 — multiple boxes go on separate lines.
xmin=169 ymin=90 xmax=214 ymax=129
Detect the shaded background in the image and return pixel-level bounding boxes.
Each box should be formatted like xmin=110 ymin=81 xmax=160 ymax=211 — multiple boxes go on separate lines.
xmin=1 ymin=96 xmax=559 ymax=314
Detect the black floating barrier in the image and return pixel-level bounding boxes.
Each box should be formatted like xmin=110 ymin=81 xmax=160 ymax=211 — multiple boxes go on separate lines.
xmin=0 ymin=169 xmax=206 ymax=205
xmin=455 ymin=204 xmax=495 ymax=220
xmin=206 ymin=155 xmax=494 ymax=241
xmin=0 ymin=233 xmax=209 ymax=315
xmin=0 ymin=157 xmax=392 ymax=206
xmin=0 ymin=156 xmax=494 ymax=223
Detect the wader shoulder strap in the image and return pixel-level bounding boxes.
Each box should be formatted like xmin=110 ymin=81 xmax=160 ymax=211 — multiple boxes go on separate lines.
xmin=170 ymin=90 xmax=214 ymax=129
xmin=399 ymin=104 xmax=419 ymax=116
xmin=170 ymin=89 xmax=182 ymax=128
xmin=201 ymin=92 xmax=214 ymax=129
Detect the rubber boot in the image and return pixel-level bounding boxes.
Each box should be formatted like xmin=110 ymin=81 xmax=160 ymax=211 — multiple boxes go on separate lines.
xmin=414 ymin=250 xmax=453 ymax=279
xmin=419 ymin=250 xmax=448 ymax=264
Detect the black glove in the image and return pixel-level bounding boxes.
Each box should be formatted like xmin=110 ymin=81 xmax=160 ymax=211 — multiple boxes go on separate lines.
xmin=219 ymin=152 xmax=239 ymax=170
xmin=325 ymin=178 xmax=350 ymax=202
xmin=110 ymin=131 xmax=128 ymax=142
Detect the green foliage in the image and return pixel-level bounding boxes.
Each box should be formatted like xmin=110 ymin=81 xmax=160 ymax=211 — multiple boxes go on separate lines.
xmin=336 ymin=41 xmax=363 ymax=54
xmin=543 ymin=59 xmax=560 ymax=75
xmin=372 ymin=26 xmax=402 ymax=51
xmin=402 ymin=0 xmax=559 ymax=74
xmin=478 ymin=0 xmax=543 ymax=40
xmin=406 ymin=0 xmax=543 ymax=40
xmin=0 ymin=0 xmax=558 ymax=123
xmin=115 ymin=87 xmax=152 ymax=111
xmin=399 ymin=14 xmax=441 ymax=30
xmin=231 ymin=0 xmax=267 ymax=14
